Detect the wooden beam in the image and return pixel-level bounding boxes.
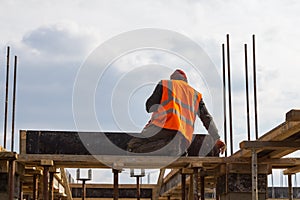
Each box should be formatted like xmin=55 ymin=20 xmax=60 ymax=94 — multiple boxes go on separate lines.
xmin=60 ymin=168 xmax=73 ymax=200
xmin=20 ymin=130 xmax=27 ymax=154
xmin=154 ymin=169 xmax=165 ymax=200
xmin=18 ymin=155 xmax=224 ymax=169
xmin=286 ymin=109 xmax=300 ymax=121
xmin=232 ymin=121 xmax=300 ymax=158
xmin=0 ymin=152 xmax=18 ymax=160
xmin=283 ymin=165 xmax=300 ymax=175
xmin=259 ymin=121 xmax=300 ymax=141
xmin=240 ymin=141 xmax=300 ymax=150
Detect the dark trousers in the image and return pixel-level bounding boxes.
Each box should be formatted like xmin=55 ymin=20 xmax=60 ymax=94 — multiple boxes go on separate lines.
xmin=127 ymin=124 xmax=189 ymax=156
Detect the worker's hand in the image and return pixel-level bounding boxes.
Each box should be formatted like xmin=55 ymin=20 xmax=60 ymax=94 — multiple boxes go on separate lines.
xmin=216 ymin=139 xmax=226 ymax=155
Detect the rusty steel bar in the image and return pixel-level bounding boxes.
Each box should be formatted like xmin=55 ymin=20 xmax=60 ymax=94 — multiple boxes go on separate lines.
xmin=11 ymin=55 xmax=17 ymax=152
xmin=222 ymin=43 xmax=228 ymax=157
xmin=4 ymin=46 xmax=10 ymax=149
xmin=252 ymin=34 xmax=259 ymax=139
xmin=244 ymin=44 xmax=251 ymax=141
xmin=226 ymin=34 xmax=233 ymax=155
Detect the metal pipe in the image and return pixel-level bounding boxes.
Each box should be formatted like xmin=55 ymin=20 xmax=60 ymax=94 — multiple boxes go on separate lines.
xmin=113 ymin=169 xmax=119 ymax=200
xmin=222 ymin=43 xmax=228 ymax=157
xmin=4 ymin=46 xmax=10 ymax=149
xmin=11 ymin=55 xmax=17 ymax=152
xmin=226 ymin=34 xmax=234 ymax=155
xmin=244 ymin=44 xmax=251 ymax=141
xmin=252 ymin=34 xmax=259 ymax=139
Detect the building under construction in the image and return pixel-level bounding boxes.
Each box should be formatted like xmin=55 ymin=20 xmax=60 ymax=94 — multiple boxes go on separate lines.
xmin=1 ymin=35 xmax=300 ymax=200
xmin=0 ymin=110 xmax=300 ymax=200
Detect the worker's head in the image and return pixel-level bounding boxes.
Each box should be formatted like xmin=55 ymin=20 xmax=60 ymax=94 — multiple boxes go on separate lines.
xmin=170 ymin=69 xmax=188 ymax=82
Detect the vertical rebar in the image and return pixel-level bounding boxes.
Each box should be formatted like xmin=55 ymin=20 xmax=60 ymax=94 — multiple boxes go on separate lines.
xmin=226 ymin=34 xmax=233 ymax=155
xmin=252 ymin=34 xmax=259 ymax=139
xmin=4 ymin=46 xmax=10 ymax=149
xmin=244 ymin=44 xmax=251 ymax=141
xmin=11 ymin=55 xmax=17 ymax=152
xmin=222 ymin=43 xmax=227 ymax=157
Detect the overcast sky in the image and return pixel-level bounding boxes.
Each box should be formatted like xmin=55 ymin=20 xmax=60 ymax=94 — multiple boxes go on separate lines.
xmin=0 ymin=0 xmax=300 ymax=185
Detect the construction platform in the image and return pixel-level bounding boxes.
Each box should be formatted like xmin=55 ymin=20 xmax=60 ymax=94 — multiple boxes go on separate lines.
xmin=0 ymin=109 xmax=300 ymax=200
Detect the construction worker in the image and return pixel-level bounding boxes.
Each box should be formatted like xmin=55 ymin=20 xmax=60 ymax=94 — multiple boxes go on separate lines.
xmin=127 ymin=69 xmax=226 ymax=155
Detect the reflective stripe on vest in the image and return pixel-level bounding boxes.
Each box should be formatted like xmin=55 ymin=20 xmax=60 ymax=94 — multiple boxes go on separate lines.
xmin=151 ymin=80 xmax=202 ymax=142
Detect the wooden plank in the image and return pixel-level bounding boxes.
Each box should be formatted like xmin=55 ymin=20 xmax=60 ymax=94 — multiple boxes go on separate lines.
xmin=261 ymin=158 xmax=300 ymax=166
xmin=61 ymin=168 xmax=73 ymax=200
xmin=227 ymin=163 xmax=271 ymax=174
xmin=154 ymin=169 xmax=165 ymax=200
xmin=40 ymin=160 xmax=53 ymax=166
xmin=0 ymin=152 xmax=18 ymax=160
xmin=283 ymin=165 xmax=300 ymax=175
xmin=258 ymin=121 xmax=300 ymax=141
xmin=17 ymin=154 xmax=224 ymax=169
xmin=232 ymin=121 xmax=300 ymax=158
xmin=21 ymin=130 xmax=219 ymax=157
xmin=240 ymin=141 xmax=300 ymax=150
xmin=19 ymin=130 xmax=27 ymax=154
xmin=286 ymin=109 xmax=300 ymax=121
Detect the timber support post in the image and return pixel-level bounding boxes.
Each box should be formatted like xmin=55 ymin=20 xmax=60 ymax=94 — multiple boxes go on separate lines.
xmin=252 ymin=149 xmax=258 ymax=200
xmin=113 ymin=169 xmax=121 ymax=200
xmin=41 ymin=160 xmax=53 ymax=200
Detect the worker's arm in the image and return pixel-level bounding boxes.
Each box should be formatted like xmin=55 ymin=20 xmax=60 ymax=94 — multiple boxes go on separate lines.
xmin=145 ymin=81 xmax=163 ymax=113
xmin=197 ymin=99 xmax=220 ymax=140
xmin=197 ymin=99 xmax=226 ymax=154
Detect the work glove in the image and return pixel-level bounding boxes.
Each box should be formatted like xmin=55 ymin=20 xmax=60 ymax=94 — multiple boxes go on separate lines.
xmin=216 ymin=139 xmax=226 ymax=155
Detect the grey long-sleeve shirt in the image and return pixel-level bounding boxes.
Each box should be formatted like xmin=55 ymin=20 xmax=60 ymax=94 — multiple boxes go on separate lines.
xmin=146 ymin=81 xmax=220 ymax=141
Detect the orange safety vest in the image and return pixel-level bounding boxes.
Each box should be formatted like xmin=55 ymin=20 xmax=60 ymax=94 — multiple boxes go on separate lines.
xmin=150 ymin=80 xmax=202 ymax=142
